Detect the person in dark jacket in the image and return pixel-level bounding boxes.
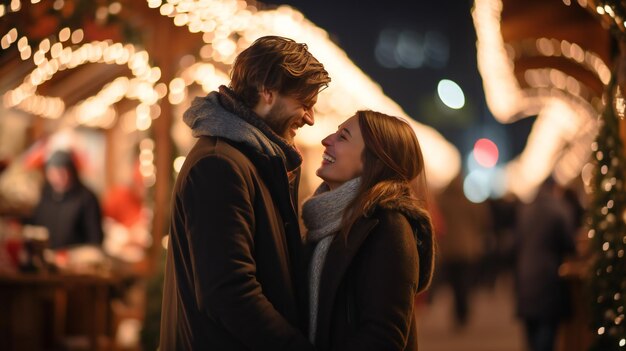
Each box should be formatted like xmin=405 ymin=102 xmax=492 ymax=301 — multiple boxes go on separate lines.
xmin=302 ymin=110 xmax=435 ymax=351
xmin=159 ymin=36 xmax=330 ymax=350
xmin=28 ymin=150 xmax=104 ymax=249
xmin=514 ymin=177 xmax=577 ymax=351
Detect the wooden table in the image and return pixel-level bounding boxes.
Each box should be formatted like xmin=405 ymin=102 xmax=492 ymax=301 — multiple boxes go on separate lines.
xmin=0 ymin=271 xmax=118 ymax=351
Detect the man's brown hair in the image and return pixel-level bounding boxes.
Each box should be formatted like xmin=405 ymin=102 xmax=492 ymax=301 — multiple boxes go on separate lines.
xmin=230 ymin=36 xmax=330 ymax=108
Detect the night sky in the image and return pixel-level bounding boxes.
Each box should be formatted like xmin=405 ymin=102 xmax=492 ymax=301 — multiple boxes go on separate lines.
xmin=263 ymin=0 xmax=534 ymax=166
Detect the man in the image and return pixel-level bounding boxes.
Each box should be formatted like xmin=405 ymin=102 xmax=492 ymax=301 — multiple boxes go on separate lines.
xmin=160 ymin=36 xmax=330 ymax=350
xmin=29 ymin=150 xmax=104 ymax=249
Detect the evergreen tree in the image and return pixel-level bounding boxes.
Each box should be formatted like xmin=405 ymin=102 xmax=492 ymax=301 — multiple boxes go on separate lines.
xmin=589 ymin=76 xmax=626 ymax=351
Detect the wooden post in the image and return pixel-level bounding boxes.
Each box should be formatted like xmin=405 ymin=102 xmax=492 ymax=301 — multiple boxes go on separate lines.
xmin=133 ymin=3 xmax=203 ymax=271
xmin=146 ymin=14 xmax=174 ymax=271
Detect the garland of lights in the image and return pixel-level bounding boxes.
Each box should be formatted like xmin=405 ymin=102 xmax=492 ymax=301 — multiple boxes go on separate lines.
xmin=588 ymin=72 xmax=626 ymax=350
xmin=0 ymin=0 xmax=141 ymax=44
xmin=593 ymin=0 xmax=626 ymax=41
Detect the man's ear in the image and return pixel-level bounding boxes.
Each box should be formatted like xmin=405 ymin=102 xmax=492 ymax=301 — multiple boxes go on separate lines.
xmin=254 ymin=88 xmax=276 ymax=117
xmin=259 ymin=88 xmax=275 ymax=105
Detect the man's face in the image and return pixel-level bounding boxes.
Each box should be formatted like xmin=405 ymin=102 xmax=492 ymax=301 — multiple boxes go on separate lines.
xmin=263 ymin=93 xmax=317 ymax=144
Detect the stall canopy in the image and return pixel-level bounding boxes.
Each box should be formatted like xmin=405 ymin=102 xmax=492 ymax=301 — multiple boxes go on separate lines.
xmin=473 ymin=0 xmax=612 ymax=200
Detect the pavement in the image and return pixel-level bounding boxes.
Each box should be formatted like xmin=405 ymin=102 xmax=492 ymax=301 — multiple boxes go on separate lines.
xmin=417 ymin=275 xmax=526 ymax=351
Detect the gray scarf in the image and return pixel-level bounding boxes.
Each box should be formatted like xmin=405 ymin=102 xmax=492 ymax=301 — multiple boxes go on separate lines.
xmin=301 ymin=177 xmax=361 ymax=342
xmin=183 ymin=86 xmax=302 ymax=171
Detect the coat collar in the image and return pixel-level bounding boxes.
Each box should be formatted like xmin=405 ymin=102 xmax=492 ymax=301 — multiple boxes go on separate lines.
xmin=315 ymin=215 xmax=379 ymax=349
xmin=183 ymin=88 xmax=302 ymax=172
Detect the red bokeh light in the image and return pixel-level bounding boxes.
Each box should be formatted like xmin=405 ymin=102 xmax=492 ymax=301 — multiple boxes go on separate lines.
xmin=473 ymin=138 xmax=499 ymax=168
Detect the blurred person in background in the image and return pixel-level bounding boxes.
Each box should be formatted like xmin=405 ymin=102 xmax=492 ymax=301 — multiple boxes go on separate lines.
xmin=561 ymin=186 xmax=585 ymax=233
xmin=484 ymin=195 xmax=519 ymax=283
xmin=436 ymin=175 xmax=492 ymax=329
xmin=26 ymin=150 xmax=103 ymax=249
xmin=514 ymin=177 xmax=577 ymax=351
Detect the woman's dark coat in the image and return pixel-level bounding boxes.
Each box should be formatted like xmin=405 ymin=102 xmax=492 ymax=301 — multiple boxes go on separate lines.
xmin=313 ymin=198 xmax=434 ymax=351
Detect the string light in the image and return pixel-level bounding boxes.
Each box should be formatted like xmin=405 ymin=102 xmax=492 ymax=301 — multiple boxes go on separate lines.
xmin=139 ymin=138 xmax=156 ymax=187
xmin=472 ymin=0 xmax=606 ymax=201
xmin=1 ymin=0 xmax=67 ymax=19
xmin=4 ymin=34 xmax=164 ymax=128
xmin=507 ymin=37 xmax=611 ymax=85
xmin=167 ymin=61 xmax=229 ymax=107
xmin=173 ymin=156 xmax=186 ymax=173
xmin=524 ymin=68 xmax=595 ymax=101
xmin=1 ymin=28 xmax=18 ymax=49
xmin=10 ymin=0 xmax=20 ymax=13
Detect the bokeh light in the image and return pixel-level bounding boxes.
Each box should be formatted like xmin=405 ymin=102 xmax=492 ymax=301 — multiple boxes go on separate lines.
xmin=463 ymin=166 xmax=508 ymax=203
xmin=375 ymin=28 xmax=449 ymax=69
xmin=463 ymin=170 xmax=491 ymax=203
xmin=473 ymin=138 xmax=499 ymax=168
xmin=437 ymin=79 xmax=465 ymax=109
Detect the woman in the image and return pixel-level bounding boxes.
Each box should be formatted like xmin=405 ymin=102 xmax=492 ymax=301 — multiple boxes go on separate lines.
xmin=302 ymin=110 xmax=435 ymax=351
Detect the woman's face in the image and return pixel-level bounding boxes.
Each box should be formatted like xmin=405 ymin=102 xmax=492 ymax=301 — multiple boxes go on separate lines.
xmin=316 ymin=115 xmax=365 ymax=190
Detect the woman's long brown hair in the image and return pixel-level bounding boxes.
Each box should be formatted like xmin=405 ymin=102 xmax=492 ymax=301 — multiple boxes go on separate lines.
xmin=340 ymin=111 xmax=435 ymax=292
xmin=339 ymin=110 xmax=431 ymax=238
xmin=336 ymin=110 xmax=435 ymax=291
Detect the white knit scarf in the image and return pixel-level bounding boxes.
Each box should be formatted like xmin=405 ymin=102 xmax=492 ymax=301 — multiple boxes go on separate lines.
xmin=301 ymin=177 xmax=361 ymax=343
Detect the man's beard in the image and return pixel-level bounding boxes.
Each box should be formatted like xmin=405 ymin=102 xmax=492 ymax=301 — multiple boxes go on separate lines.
xmin=264 ymin=102 xmax=294 ymax=144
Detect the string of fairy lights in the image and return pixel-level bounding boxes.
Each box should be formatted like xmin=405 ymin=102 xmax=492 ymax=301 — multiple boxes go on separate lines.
xmin=472 ymin=0 xmax=605 ymax=200
xmin=151 ymin=0 xmax=277 ymax=120
xmin=0 ymin=0 xmax=25 ymax=19
xmin=506 ymin=36 xmax=611 ymax=106
xmin=0 ymin=1 xmax=161 ymax=188
xmin=149 ymin=0 xmax=257 ymax=66
xmin=591 ymin=0 xmax=626 ymax=41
